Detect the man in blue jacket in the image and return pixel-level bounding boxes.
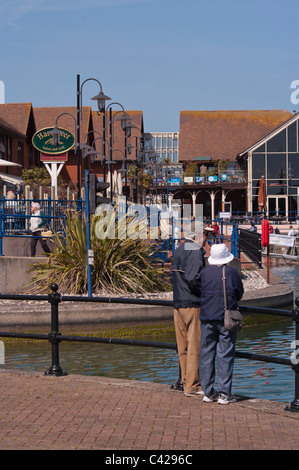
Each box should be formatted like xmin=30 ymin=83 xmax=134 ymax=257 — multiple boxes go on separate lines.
xmin=170 ymin=222 xmax=207 ymax=397
xmin=199 ymin=244 xmax=244 ymax=404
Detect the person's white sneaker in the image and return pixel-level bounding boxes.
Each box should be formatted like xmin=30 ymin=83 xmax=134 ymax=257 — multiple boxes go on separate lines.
xmin=203 ymin=392 xmax=219 ymax=403
xmin=217 ymin=393 xmax=237 ymax=405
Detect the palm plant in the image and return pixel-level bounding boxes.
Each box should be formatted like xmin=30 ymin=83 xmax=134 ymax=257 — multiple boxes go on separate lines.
xmin=28 ymin=207 xmax=170 ymax=295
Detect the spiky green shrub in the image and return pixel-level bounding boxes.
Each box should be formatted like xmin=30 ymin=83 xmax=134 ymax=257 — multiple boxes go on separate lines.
xmin=28 ymin=208 xmax=170 ymax=295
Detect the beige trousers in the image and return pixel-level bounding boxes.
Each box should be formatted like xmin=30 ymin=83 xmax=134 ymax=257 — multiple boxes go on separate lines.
xmin=174 ymin=307 xmax=201 ymax=394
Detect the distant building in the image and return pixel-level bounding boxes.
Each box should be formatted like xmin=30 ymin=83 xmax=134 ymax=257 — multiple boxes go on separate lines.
xmin=238 ymin=111 xmax=299 ymax=220
xmin=146 ymin=132 xmax=179 ymax=164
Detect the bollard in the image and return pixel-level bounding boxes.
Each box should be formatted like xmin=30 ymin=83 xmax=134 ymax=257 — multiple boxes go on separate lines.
xmin=44 ymin=283 xmax=67 ymax=377
xmin=285 ymin=297 xmax=299 ymax=412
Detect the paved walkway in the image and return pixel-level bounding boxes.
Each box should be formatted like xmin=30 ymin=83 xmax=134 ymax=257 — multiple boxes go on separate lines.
xmin=0 ymin=369 xmax=299 ymax=451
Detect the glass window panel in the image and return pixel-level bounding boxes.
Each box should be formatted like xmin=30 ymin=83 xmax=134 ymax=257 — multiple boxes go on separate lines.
xmin=252 ymin=153 xmax=265 ymax=179
xmin=173 ymin=139 xmax=178 ymax=149
xmin=251 ymin=196 xmax=258 ymax=212
xmin=162 ymin=137 xmax=167 ymax=148
xmin=288 ymin=154 xmax=299 ymax=178
xmin=173 ymin=151 xmax=178 ymax=162
xmin=254 ymin=144 xmax=265 ymax=152
xmin=267 ymin=153 xmax=286 ymax=179
xmin=156 ymin=136 xmax=162 ymax=149
xmin=289 ymin=179 xmax=299 ymax=187
xmin=18 ymin=142 xmax=24 ymax=165
xmin=288 ymin=122 xmax=297 ymax=152
xmin=168 ymin=136 xmax=172 ymax=147
xmin=251 ymin=185 xmax=260 ymax=196
xmin=267 ymin=185 xmax=287 ymax=195
xmin=151 ymin=136 xmax=156 ymax=148
xmin=267 ymin=129 xmax=286 ymax=152
xmin=268 ymin=197 xmax=277 ymax=216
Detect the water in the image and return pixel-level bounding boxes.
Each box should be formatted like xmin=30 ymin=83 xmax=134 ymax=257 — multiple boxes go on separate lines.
xmin=1 ymin=265 xmax=298 ymax=403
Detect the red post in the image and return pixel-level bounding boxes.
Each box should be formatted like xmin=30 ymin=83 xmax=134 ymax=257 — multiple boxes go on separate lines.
xmin=262 ymin=219 xmax=270 ymax=284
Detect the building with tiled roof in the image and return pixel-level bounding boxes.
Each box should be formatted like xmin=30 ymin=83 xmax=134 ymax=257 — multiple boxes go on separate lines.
xmin=238 ymin=111 xmax=299 ymax=219
xmin=0 ymin=103 xmax=37 ymax=180
xmin=179 ymin=110 xmax=293 ymax=163
xmin=162 ymin=110 xmax=293 ymax=218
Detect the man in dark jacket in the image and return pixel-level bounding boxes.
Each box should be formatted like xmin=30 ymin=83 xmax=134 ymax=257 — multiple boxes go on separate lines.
xmin=170 ymin=223 xmax=207 ymax=397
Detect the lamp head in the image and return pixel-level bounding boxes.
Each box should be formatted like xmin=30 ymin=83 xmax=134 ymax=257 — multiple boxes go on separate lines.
xmin=91 ymin=90 xmax=111 ymax=113
xmin=48 ymin=125 xmax=63 ymax=147
xmin=116 ymin=112 xmax=131 ymax=132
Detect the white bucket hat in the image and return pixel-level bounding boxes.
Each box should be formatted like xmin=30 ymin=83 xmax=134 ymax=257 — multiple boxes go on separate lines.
xmin=208 ymin=243 xmax=234 ymax=265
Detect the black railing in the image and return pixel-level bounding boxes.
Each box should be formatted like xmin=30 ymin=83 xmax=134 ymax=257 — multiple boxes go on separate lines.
xmin=0 ymin=283 xmax=298 ymax=412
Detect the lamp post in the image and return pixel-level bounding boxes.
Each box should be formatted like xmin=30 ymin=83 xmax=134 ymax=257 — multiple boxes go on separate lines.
xmin=128 ymin=135 xmax=144 ymax=203
xmin=80 ymin=142 xmax=101 ymax=298
xmin=77 ymin=74 xmax=111 ymax=198
xmin=105 ymin=103 xmax=131 ymax=203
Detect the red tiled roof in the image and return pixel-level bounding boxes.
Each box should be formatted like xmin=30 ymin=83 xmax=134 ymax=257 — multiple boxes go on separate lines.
xmin=33 ymin=106 xmax=92 ymax=143
xmin=179 ymin=110 xmax=293 ymax=162
xmin=0 ymin=103 xmax=33 ymax=136
xmin=0 ymin=117 xmax=25 ymax=138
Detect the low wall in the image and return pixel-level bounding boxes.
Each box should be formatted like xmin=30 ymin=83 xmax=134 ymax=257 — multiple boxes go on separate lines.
xmin=0 ymin=256 xmax=43 ymax=294
xmin=2 ymin=236 xmax=49 ymax=257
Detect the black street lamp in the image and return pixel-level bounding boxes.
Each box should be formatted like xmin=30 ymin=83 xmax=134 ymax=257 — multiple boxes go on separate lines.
xmin=77 ymin=74 xmax=111 ymax=198
xmin=107 ymin=104 xmax=131 ymax=203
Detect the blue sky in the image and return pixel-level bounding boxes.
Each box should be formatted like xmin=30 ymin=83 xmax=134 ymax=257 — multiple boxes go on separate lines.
xmin=0 ymin=0 xmax=298 ymax=131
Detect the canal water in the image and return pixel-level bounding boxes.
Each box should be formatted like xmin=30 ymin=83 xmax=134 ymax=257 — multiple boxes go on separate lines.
xmin=1 ymin=265 xmax=298 ymax=403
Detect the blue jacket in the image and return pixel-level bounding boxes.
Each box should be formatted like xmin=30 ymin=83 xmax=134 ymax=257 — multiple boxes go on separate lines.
xmin=170 ymin=239 xmax=206 ymax=309
xmin=199 ymin=264 xmax=244 ymax=322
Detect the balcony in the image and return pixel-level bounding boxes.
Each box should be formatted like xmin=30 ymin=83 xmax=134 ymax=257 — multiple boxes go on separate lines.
xmin=164 ymin=170 xmax=247 ymax=187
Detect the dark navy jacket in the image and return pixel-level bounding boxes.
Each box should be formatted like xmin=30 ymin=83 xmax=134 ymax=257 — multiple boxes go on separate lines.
xmin=170 ymin=239 xmax=206 ymax=309
xmin=199 ymin=264 xmax=244 ymax=322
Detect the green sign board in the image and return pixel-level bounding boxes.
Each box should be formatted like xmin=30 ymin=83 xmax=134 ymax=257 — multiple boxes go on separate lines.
xmin=32 ymin=127 xmax=75 ymax=155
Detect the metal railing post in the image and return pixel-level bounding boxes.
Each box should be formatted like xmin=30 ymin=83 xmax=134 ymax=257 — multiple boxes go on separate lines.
xmin=285 ymin=297 xmax=299 ymax=412
xmin=45 ymin=283 xmax=67 ymax=377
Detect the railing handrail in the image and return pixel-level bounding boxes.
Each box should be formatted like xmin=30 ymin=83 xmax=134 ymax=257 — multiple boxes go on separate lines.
xmin=0 ymin=284 xmax=298 ymax=412
xmin=0 ymin=291 xmax=293 ymax=316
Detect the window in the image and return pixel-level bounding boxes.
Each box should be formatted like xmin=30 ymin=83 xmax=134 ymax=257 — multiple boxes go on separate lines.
xmin=267 ymin=129 xmax=286 ymax=152
xmin=7 ymin=138 xmax=12 ymax=161
xmin=267 ymin=185 xmax=287 ymax=195
xmin=267 ymin=153 xmax=286 ymax=179
xmin=288 ymin=154 xmax=299 ymax=178
xmin=288 ymin=122 xmax=297 ymax=152
xmin=252 ymin=153 xmax=265 ymax=179
xmin=18 ymin=142 xmax=24 ymax=165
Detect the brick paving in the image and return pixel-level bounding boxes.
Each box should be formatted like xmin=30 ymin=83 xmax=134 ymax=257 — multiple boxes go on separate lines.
xmin=0 ymin=369 xmax=299 ymax=451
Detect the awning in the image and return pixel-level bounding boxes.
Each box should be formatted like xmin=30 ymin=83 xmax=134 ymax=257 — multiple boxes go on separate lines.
xmin=0 ymin=172 xmax=24 ymax=185
xmin=0 ymin=159 xmax=22 ymax=167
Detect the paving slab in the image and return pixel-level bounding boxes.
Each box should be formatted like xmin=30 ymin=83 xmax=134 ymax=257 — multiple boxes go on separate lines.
xmin=0 ymin=369 xmax=298 ymax=452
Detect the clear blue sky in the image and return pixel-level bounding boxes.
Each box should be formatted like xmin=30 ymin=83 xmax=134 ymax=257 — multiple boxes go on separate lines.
xmin=0 ymin=0 xmax=298 ymax=132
